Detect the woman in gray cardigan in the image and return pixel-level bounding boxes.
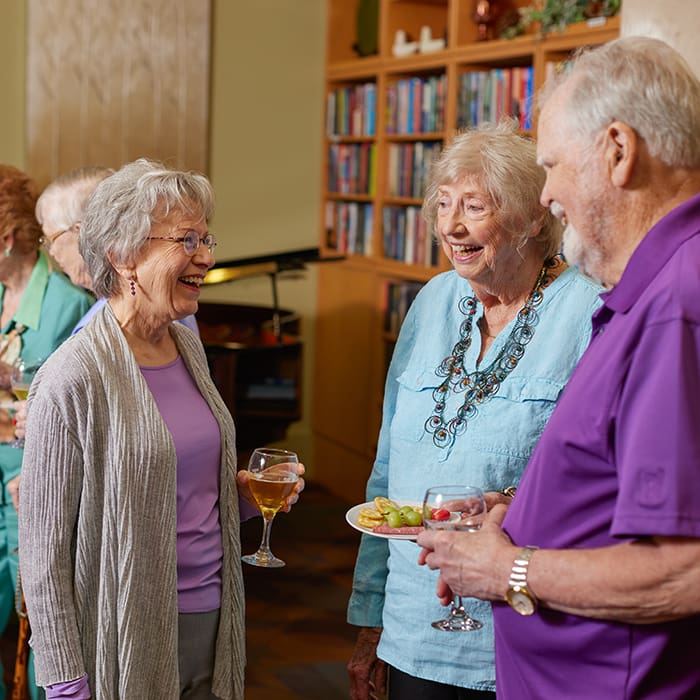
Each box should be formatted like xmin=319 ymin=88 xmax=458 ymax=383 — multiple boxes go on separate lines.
xmin=18 ymin=159 xmax=305 ymax=700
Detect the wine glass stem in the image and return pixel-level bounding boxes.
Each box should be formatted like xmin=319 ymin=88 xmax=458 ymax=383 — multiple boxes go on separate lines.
xmin=257 ymin=514 xmax=276 ymax=558
xmin=451 ymin=596 xmax=467 ymax=618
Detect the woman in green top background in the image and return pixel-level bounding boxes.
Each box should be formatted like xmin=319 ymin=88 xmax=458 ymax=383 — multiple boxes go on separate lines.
xmin=0 ymin=164 xmax=94 ymax=700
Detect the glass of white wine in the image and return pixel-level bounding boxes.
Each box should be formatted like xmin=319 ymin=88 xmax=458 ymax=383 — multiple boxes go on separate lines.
xmin=241 ymin=447 xmax=299 ymax=568
xmin=9 ymin=356 xmax=43 ymax=449
xmin=422 ymin=485 xmax=486 ymax=631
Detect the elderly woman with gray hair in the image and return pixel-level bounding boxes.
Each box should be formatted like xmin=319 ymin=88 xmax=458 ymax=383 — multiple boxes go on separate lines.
xmin=347 ymin=122 xmax=602 ymax=700
xmin=18 ymin=159 xmax=304 ymax=700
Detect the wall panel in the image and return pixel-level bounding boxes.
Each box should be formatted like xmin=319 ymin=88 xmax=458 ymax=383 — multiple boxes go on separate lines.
xmin=27 ymin=0 xmax=210 ymax=186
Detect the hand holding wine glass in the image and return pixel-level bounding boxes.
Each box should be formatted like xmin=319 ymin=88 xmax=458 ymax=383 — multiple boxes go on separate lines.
xmin=422 ymin=485 xmax=486 ymax=631
xmin=9 ymin=357 xmax=43 ymax=449
xmin=242 ymin=447 xmax=300 ymax=568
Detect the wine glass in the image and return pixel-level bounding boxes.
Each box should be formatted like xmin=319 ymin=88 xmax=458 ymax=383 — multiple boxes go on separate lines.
xmin=241 ymin=447 xmax=299 ymax=568
xmin=9 ymin=357 xmax=43 ymax=449
xmin=422 ymin=485 xmax=486 ymax=631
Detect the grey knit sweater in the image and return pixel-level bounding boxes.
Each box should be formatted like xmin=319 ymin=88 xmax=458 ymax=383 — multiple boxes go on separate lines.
xmin=19 ymin=304 xmax=245 ymax=699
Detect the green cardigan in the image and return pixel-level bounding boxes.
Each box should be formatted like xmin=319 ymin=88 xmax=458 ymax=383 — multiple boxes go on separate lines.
xmin=19 ymin=304 xmax=245 ymax=699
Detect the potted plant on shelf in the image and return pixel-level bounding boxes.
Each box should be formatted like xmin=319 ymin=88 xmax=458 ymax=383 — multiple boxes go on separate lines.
xmin=501 ymin=0 xmax=621 ymax=39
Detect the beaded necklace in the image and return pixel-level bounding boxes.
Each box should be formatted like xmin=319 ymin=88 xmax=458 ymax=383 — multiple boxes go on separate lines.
xmin=424 ymin=259 xmax=554 ymax=448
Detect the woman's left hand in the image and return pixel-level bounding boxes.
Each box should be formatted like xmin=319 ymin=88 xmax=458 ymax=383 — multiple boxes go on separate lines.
xmin=236 ymin=462 xmax=306 ymax=513
xmin=13 ymin=401 xmax=27 ymax=440
xmin=484 ymin=490 xmax=513 ymax=510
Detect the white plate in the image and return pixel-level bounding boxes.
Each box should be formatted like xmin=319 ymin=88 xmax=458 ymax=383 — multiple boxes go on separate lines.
xmin=345 ymin=500 xmax=424 ymax=541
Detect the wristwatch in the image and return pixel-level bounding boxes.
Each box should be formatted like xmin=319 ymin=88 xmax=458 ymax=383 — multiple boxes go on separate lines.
xmin=505 ymin=546 xmax=538 ymax=615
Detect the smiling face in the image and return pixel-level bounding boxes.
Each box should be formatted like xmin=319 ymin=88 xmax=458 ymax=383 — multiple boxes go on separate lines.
xmin=128 ymin=205 xmax=215 ymax=328
xmin=436 ymin=177 xmax=526 ymax=293
xmin=537 ymin=84 xmax=616 ymax=285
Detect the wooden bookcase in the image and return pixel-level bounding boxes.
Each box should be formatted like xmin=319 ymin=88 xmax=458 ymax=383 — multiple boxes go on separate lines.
xmin=312 ymin=0 xmax=620 ymax=503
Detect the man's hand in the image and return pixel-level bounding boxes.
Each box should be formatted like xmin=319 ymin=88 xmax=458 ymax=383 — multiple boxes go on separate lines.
xmin=417 ymin=504 xmax=516 ymax=602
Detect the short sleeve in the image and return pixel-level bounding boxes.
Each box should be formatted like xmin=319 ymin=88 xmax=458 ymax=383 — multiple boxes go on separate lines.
xmin=613 ymin=316 xmax=700 ymax=538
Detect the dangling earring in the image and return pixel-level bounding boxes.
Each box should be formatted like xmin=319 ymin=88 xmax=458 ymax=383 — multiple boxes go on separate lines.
xmin=4 ymin=248 xmax=10 ymax=258
xmin=129 ymin=278 xmax=136 ymax=296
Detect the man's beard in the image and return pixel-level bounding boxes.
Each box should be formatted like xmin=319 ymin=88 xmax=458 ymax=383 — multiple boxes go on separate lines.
xmin=562 ymin=222 xmax=604 ymax=286
xmin=550 ymin=201 xmax=605 ymax=285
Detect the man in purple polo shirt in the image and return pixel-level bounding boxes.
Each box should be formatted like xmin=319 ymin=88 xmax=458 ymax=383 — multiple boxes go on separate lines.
xmin=417 ymin=35 xmax=700 ymax=699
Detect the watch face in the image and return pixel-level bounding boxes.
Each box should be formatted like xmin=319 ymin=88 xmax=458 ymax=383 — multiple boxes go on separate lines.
xmin=506 ymin=588 xmax=536 ymax=616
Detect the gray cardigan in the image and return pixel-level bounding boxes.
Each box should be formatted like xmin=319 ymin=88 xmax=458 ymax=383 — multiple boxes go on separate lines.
xmin=19 ymin=304 xmax=245 ymax=699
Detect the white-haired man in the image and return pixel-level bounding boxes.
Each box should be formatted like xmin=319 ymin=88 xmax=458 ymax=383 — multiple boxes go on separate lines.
xmin=418 ymin=36 xmax=700 ymax=699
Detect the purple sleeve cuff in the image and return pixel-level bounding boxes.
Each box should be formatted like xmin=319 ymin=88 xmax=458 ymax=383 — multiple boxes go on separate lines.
xmin=239 ymin=493 xmax=259 ymax=522
xmin=46 ymin=674 xmax=91 ymax=699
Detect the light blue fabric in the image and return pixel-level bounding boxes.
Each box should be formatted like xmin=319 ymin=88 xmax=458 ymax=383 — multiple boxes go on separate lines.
xmin=347 ymin=265 xmax=602 ymax=691
xmin=72 ymin=297 xmax=200 ymax=336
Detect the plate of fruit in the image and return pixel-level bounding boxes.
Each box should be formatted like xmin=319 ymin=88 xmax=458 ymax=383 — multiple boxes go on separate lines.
xmin=345 ymin=496 xmax=426 ymax=540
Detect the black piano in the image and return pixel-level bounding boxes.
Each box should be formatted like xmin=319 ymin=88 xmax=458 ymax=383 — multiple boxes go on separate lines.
xmin=196 ymin=247 xmax=340 ymax=457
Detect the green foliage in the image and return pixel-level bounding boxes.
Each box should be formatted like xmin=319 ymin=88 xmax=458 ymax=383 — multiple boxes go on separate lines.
xmin=510 ymin=0 xmax=620 ymax=37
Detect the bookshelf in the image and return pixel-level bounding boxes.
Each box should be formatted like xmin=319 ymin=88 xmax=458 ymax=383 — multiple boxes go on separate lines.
xmin=312 ymin=0 xmax=620 ymax=503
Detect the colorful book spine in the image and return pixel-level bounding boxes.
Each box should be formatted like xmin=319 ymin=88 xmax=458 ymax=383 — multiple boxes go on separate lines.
xmin=326 ymin=201 xmax=375 ymax=255
xmin=326 ymin=82 xmax=378 ymax=137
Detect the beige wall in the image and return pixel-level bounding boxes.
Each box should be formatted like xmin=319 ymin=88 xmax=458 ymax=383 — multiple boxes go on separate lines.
xmin=621 ymin=0 xmax=700 ymax=75
xmin=0 ymin=1 xmax=26 ymax=167
xmin=0 ymin=0 xmax=325 ymax=472
xmin=204 ymin=0 xmax=325 ymax=468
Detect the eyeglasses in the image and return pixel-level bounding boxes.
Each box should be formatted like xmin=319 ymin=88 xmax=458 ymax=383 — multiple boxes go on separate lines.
xmin=40 ymin=223 xmax=77 ymax=251
xmin=147 ymin=230 xmax=217 ymax=255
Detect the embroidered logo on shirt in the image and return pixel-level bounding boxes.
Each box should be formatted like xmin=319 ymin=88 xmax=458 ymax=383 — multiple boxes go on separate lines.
xmin=636 ymin=467 xmax=665 ymax=508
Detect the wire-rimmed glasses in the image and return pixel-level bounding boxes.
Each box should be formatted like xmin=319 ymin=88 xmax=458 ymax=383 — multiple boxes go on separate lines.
xmin=147 ymin=230 xmax=217 ymax=255
xmin=40 ymin=223 xmax=78 ymax=252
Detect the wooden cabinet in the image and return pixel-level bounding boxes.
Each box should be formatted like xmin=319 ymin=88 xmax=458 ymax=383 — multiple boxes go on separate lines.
xmin=313 ymin=0 xmax=620 ymax=503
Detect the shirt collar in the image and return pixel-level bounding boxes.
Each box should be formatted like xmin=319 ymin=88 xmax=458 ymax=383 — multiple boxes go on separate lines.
xmin=599 ymin=192 xmax=700 ymax=318
xmin=4 ymin=250 xmax=52 ymax=330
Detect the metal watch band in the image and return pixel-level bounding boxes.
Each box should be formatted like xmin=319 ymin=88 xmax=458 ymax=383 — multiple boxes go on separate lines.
xmin=508 ymin=545 xmax=538 ymax=589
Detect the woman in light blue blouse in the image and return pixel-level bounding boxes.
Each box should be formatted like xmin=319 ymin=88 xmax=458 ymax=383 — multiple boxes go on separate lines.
xmin=347 ymin=122 xmax=603 ymax=700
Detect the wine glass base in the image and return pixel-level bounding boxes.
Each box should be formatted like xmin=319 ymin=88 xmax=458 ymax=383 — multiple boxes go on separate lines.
xmin=431 ymin=616 xmax=483 ymax=632
xmin=241 ymin=553 xmax=286 ymax=568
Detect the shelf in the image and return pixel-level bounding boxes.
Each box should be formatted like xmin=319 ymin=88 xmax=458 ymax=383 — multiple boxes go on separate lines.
xmin=384 ymin=131 xmax=444 ymax=142
xmin=452 ymin=35 xmax=536 ymax=63
xmin=313 ymin=0 xmax=622 ymax=499
xmin=327 ymin=57 xmax=381 ymax=81
xmin=538 ymin=15 xmax=621 ymax=51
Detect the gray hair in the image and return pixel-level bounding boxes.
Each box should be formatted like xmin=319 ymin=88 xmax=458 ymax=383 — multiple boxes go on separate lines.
xmin=80 ymin=158 xmax=215 ymax=298
xmin=538 ymin=36 xmax=700 ymax=169
xmin=422 ymin=121 xmax=562 ymax=259
xmin=36 ymin=166 xmax=114 ymax=233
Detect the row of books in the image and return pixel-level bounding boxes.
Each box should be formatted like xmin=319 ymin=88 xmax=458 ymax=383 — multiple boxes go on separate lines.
xmin=326 ymin=82 xmax=377 ymax=137
xmin=456 ymin=66 xmax=534 ymax=131
xmin=385 ymin=281 xmax=425 ymax=335
xmin=325 ymin=201 xmax=374 ymax=255
xmin=382 ymin=205 xmax=440 ymax=266
xmin=387 ymin=141 xmax=443 ymax=199
xmin=327 ymin=143 xmax=377 ymax=195
xmin=386 ymin=75 xmax=447 ymax=135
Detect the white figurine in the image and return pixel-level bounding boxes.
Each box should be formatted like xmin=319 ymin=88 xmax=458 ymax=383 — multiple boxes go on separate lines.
xmin=419 ymin=26 xmax=446 ymax=53
xmin=392 ymin=30 xmax=419 ymax=57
